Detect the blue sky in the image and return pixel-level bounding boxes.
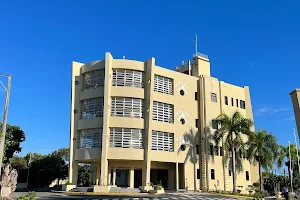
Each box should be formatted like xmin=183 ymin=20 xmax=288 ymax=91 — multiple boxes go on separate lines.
xmin=0 ymin=0 xmax=299 ymax=156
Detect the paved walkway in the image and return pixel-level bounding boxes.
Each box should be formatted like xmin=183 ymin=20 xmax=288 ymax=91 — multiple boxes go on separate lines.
xmin=13 ymin=192 xmax=243 ymax=200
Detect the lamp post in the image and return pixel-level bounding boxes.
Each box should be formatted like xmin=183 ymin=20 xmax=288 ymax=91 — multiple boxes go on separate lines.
xmin=0 ymin=74 xmax=11 ymax=178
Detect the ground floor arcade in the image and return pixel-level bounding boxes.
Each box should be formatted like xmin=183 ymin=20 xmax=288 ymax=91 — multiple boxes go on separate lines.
xmin=73 ymin=160 xmax=188 ymax=190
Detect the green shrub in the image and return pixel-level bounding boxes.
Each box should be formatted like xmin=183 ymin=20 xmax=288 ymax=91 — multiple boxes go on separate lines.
xmin=65 ymin=181 xmax=73 ymax=185
xmin=153 ymin=184 xmax=163 ymax=190
xmin=17 ymin=191 xmax=37 ymax=200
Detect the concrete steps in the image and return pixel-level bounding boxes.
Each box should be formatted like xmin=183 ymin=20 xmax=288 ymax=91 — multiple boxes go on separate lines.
xmin=69 ymin=187 xmax=93 ymax=192
xmin=109 ymin=187 xmax=141 ymax=193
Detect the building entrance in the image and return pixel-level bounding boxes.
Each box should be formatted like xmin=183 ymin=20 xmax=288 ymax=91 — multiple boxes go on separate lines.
xmin=115 ymin=169 xmax=129 ymax=187
xmin=150 ymin=169 xmax=168 ymax=189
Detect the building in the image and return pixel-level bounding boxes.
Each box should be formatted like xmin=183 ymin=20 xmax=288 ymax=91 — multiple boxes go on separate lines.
xmin=69 ymin=52 xmax=259 ymax=192
xmin=290 ymin=89 xmax=300 ymax=138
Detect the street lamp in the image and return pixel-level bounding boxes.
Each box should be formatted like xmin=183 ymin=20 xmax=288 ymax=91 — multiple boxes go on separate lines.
xmin=0 ymin=74 xmax=11 ymax=178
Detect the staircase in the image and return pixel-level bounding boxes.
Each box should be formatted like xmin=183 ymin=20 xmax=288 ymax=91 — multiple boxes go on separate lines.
xmin=109 ymin=187 xmax=141 ymax=193
xmin=69 ymin=187 xmax=93 ymax=192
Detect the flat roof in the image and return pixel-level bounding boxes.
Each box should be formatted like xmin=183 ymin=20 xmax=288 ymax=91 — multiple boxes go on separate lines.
xmin=290 ymin=88 xmax=300 ymax=95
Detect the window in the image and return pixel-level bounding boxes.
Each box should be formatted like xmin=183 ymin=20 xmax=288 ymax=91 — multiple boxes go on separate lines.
xmin=197 ymin=169 xmax=200 ymax=179
xmin=112 ymin=69 xmax=144 ymax=88
xmin=236 ymin=99 xmax=239 ymax=107
xmin=151 ymin=131 xmax=174 ymax=152
xmin=215 ymin=146 xmax=219 ymax=156
xmin=153 ymin=101 xmax=173 ymax=123
xmin=211 ymin=93 xmax=217 ymax=102
xmin=240 ymin=100 xmax=246 ymax=109
xmin=154 ymin=75 xmax=173 ymax=95
xmin=229 ymin=170 xmax=232 ymax=176
xmin=225 ymin=96 xmax=228 ymax=105
xmin=212 ymin=120 xmax=218 ymax=129
xmin=210 ymin=145 xmax=214 ymax=155
xmin=196 ymin=145 xmax=199 ymax=154
xmin=79 ymin=129 xmax=102 ymax=149
xmin=211 ymin=169 xmax=215 ymax=180
xmin=81 ymin=98 xmax=104 ymax=119
xmin=110 ymin=128 xmax=143 ymax=149
xmin=111 ymin=97 xmax=144 ymax=118
xmin=83 ymin=70 xmax=105 ymax=89
xmin=246 ymin=171 xmax=249 ymax=181
xmin=220 ymin=147 xmax=223 ymax=156
xmin=195 ymin=92 xmax=198 ymax=101
xmin=231 ymin=98 xmax=234 ymax=106
xmin=195 ymin=119 xmax=199 ymax=127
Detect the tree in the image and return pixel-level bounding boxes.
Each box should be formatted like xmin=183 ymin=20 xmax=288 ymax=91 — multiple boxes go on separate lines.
xmin=78 ymin=164 xmax=91 ymax=187
xmin=52 ymin=148 xmax=69 ymax=163
xmin=277 ymin=144 xmax=299 ymax=180
xmin=28 ymin=154 xmax=68 ymax=187
xmin=10 ymin=155 xmax=27 ymax=170
xmin=212 ymin=111 xmax=253 ymax=193
xmin=247 ymin=130 xmax=278 ymax=191
xmin=182 ymin=129 xmax=199 ymax=191
xmin=1 ymin=124 xmax=26 ymax=162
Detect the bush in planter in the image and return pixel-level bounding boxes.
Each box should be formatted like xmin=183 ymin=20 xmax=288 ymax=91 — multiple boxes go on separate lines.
xmin=153 ymin=184 xmax=163 ymax=190
xmin=17 ymin=191 xmax=37 ymax=200
xmin=65 ymin=181 xmax=73 ymax=185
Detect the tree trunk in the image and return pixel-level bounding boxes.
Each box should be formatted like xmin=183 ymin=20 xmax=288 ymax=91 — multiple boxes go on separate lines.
xmin=194 ymin=163 xmax=197 ymax=191
xmin=232 ymin=146 xmax=237 ymax=193
xmin=259 ymin=162 xmax=263 ymax=192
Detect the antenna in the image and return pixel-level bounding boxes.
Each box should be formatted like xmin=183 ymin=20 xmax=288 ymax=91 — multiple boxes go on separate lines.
xmin=194 ymin=34 xmax=198 ymax=56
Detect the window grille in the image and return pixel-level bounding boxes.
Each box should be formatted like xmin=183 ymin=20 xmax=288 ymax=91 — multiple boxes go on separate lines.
xmin=110 ymin=128 xmax=143 ymax=149
xmin=79 ymin=129 xmax=102 ymax=149
xmin=112 ymin=69 xmax=144 ymax=88
xmin=81 ymin=98 xmax=104 ymax=119
xmin=153 ymin=101 xmax=173 ymax=123
xmin=211 ymin=93 xmax=217 ymax=102
xmin=154 ymin=75 xmax=173 ymax=95
xmin=83 ymin=70 xmax=105 ymax=89
xmin=151 ymin=131 xmax=174 ymax=152
xmin=111 ymin=97 xmax=144 ymax=118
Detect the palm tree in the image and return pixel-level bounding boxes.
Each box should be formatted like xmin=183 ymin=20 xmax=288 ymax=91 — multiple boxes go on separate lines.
xmin=212 ymin=111 xmax=253 ymax=193
xmin=247 ymin=130 xmax=278 ymax=191
xmin=181 ymin=129 xmax=200 ymax=191
xmin=277 ymin=144 xmax=299 ymax=180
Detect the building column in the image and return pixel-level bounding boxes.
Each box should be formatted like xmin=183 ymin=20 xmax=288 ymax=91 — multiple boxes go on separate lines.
xmin=108 ymin=168 xmax=111 ymax=185
xmin=96 ymin=162 xmax=101 ymax=185
xmin=141 ymin=57 xmax=155 ymax=191
xmin=68 ymin=161 xmax=78 ymax=185
xmin=176 ymin=162 xmax=179 ymax=190
xmin=100 ymin=52 xmax=113 ymax=186
xmin=112 ymin=168 xmax=116 ymax=186
xmin=129 ymin=167 xmax=134 ymax=188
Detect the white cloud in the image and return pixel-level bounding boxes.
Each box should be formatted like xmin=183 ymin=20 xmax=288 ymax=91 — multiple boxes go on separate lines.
xmin=255 ymin=106 xmax=289 ymax=116
xmin=276 ymin=116 xmax=295 ymax=121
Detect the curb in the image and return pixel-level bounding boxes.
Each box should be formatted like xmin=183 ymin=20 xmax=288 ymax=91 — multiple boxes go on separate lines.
xmin=51 ymin=191 xmax=148 ymax=196
xmin=202 ymin=192 xmax=252 ymax=199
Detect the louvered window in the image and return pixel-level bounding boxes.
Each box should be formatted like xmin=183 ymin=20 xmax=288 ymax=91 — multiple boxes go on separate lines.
xmin=110 ymin=128 xmax=143 ymax=149
xmin=111 ymin=97 xmax=144 ymax=118
xmin=112 ymin=69 xmax=144 ymax=88
xmin=83 ymin=70 xmax=105 ymax=89
xmin=153 ymin=101 xmax=173 ymax=123
xmin=79 ymin=129 xmax=102 ymax=149
xmin=81 ymin=98 xmax=104 ymax=119
xmin=151 ymin=131 xmax=174 ymax=152
xmin=154 ymin=75 xmax=173 ymax=95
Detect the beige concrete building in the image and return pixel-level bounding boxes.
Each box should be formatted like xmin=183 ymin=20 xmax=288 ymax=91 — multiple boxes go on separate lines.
xmin=290 ymin=89 xmax=300 ymax=138
xmin=69 ymin=52 xmax=259 ymax=192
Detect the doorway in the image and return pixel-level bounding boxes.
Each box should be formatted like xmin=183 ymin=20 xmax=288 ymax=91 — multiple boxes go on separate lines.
xmin=134 ymin=169 xmax=142 ymax=188
xmin=150 ymin=169 xmax=168 ymax=189
xmin=115 ymin=169 xmax=129 ymax=187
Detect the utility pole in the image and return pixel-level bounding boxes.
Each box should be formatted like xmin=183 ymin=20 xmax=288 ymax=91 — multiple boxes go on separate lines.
xmin=0 ymin=74 xmax=11 ymax=178
xmin=26 ymin=152 xmax=32 ymax=188
xmin=288 ymin=141 xmax=293 ymax=192
xmin=293 ymin=128 xmax=300 ymax=176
